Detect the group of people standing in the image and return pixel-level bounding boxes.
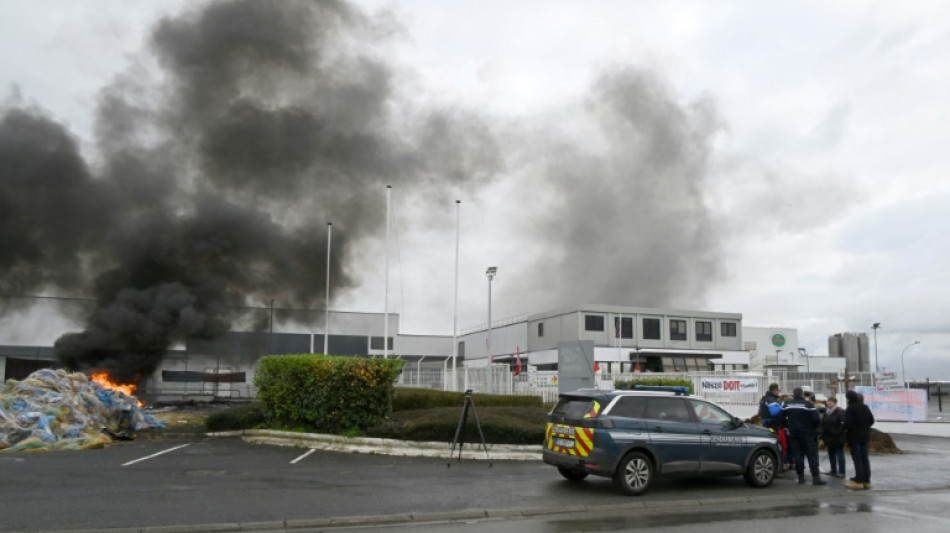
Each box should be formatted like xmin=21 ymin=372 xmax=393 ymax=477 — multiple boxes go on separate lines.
xmin=759 ymin=383 xmax=875 ymax=490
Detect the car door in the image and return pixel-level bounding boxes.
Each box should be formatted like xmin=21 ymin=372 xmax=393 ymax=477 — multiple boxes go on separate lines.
xmin=603 ymin=395 xmax=651 ymax=449
xmin=689 ymin=398 xmax=747 ymax=473
xmin=643 ymin=396 xmax=702 ymax=474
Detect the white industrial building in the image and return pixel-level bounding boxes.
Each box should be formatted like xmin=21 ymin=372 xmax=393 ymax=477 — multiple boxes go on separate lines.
xmin=457 ymin=304 xmax=747 ymax=373
xmin=2 ymin=303 xmax=856 ymax=399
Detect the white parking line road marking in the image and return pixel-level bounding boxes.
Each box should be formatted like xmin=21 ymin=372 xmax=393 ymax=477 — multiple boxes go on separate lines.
xmin=291 ymin=449 xmax=316 ymax=464
xmin=122 ymin=444 xmax=191 ymax=466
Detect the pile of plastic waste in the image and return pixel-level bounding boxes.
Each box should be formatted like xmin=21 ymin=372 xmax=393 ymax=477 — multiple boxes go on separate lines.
xmin=1 ymin=368 xmax=166 ymax=452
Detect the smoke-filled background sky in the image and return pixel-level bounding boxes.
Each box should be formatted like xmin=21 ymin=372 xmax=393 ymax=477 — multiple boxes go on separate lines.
xmin=1 ymin=0 xmax=949 ymax=380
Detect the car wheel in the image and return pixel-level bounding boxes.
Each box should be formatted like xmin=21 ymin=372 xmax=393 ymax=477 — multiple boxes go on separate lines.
xmin=613 ymin=451 xmax=652 ymax=496
xmin=557 ymin=466 xmax=589 ymax=481
xmin=744 ymin=449 xmax=777 ymax=488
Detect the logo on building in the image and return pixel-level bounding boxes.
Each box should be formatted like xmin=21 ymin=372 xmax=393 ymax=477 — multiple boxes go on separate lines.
xmin=771 ymin=333 xmax=786 ymax=347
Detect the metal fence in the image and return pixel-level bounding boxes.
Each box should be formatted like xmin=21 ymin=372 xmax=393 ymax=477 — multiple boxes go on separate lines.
xmin=394 ymin=366 xmax=902 ymax=420
xmin=912 ymin=380 xmax=950 ymax=418
xmin=397 ymin=363 xmax=512 ymax=396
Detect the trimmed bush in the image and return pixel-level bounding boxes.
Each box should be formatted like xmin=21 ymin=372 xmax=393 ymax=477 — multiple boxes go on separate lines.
xmin=254 ymin=354 xmax=404 ymax=432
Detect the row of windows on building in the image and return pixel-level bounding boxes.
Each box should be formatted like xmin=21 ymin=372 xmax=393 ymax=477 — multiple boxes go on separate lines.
xmin=537 ymin=315 xmax=738 ymax=342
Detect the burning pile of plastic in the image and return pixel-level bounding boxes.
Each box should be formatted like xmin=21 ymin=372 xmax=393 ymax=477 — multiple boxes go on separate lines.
xmin=1 ymin=368 xmax=166 ymax=452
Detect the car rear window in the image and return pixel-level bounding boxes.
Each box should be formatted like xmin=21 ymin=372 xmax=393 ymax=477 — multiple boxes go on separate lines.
xmin=551 ymin=398 xmax=596 ymax=418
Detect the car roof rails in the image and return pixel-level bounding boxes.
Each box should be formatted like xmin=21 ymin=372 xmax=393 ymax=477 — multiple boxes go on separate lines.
xmin=632 ymin=385 xmax=690 ymax=396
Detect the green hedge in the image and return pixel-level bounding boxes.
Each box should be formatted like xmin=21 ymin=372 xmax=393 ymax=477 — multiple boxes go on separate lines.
xmin=254 ymin=354 xmax=404 ymax=432
xmin=391 ymin=387 xmax=543 ymax=411
xmin=614 ymin=377 xmax=694 ymax=394
xmin=365 ymin=405 xmax=548 ymax=444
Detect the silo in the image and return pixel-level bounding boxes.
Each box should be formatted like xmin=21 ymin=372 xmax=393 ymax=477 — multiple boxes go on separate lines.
xmin=843 ymin=333 xmax=862 ymax=371
xmin=828 ymin=334 xmax=843 ymax=357
xmin=827 ymin=332 xmax=870 ymax=372
xmin=858 ymin=333 xmax=871 ymax=372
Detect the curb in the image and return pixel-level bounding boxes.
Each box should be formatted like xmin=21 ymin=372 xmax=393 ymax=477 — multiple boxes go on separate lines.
xmin=207 ymin=429 xmax=543 ymax=461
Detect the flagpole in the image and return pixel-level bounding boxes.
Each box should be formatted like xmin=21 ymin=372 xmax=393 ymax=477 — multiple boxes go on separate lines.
xmin=452 ymin=200 xmax=460 ymax=391
xmin=324 ymin=222 xmax=332 ymax=355
xmin=617 ymin=312 xmax=622 ymax=373
xmin=384 ymin=185 xmax=391 ymax=359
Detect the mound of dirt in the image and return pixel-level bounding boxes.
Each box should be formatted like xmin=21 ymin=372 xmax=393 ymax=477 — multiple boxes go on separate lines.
xmin=869 ymin=428 xmax=902 ymax=454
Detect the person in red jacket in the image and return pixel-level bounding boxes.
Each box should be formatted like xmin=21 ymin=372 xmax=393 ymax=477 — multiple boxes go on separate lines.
xmin=844 ymin=390 xmax=875 ymax=490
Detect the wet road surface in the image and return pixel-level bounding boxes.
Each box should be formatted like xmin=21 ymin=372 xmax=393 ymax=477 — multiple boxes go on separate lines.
xmin=1 ymin=433 xmax=949 ymax=532
xmin=335 ymin=491 xmax=950 ymax=533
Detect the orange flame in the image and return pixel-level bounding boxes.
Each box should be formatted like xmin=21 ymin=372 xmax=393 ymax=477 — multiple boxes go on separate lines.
xmin=89 ymin=372 xmax=141 ymax=403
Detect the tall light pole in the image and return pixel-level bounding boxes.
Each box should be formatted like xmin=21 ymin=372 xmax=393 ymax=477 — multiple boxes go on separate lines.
xmin=872 ymin=322 xmax=881 ymax=372
xmin=451 ymin=200 xmax=460 ymax=391
xmin=384 ymin=185 xmax=391 ymax=359
xmin=486 ymin=266 xmax=497 ymax=394
xmin=798 ymin=347 xmax=809 ymax=373
xmin=324 ymin=222 xmax=332 ymax=355
xmin=901 ymin=340 xmax=920 ymax=389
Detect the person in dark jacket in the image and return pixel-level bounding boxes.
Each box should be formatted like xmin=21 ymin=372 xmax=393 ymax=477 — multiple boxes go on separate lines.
xmin=844 ymin=389 xmax=875 ymax=490
xmin=820 ymin=396 xmax=846 ymax=478
xmin=759 ymin=383 xmax=792 ymax=471
xmin=781 ymin=387 xmax=826 ymax=485
xmin=758 ymin=383 xmax=783 ymax=429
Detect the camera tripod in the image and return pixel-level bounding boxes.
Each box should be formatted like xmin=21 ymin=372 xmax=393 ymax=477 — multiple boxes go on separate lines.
xmin=447 ymin=389 xmax=492 ymax=467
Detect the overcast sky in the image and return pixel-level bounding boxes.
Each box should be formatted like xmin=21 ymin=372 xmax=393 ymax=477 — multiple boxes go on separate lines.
xmin=2 ymin=1 xmax=948 ymax=379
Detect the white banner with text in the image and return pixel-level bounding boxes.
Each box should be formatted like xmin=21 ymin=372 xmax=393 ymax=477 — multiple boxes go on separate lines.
xmin=700 ymin=378 xmax=759 ymax=394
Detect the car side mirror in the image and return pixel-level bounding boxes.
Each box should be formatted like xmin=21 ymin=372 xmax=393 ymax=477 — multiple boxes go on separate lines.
xmin=731 ymin=417 xmax=744 ymax=429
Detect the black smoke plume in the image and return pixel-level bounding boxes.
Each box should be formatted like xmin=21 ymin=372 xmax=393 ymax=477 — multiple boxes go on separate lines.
xmin=1 ymin=0 xmax=722 ymax=382
xmin=0 ymin=0 xmax=500 ymax=382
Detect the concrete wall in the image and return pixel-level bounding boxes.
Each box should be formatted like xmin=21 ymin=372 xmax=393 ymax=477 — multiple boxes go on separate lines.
xmin=393 ymin=334 xmax=452 ymax=357
xmin=458 ymin=322 xmax=529 ymax=365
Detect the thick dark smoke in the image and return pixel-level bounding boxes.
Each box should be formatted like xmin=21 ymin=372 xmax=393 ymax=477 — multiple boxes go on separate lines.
xmin=0 ymin=0 xmax=501 ymax=382
xmin=1 ymin=0 xmax=723 ymax=382
xmin=510 ymin=67 xmax=723 ymax=311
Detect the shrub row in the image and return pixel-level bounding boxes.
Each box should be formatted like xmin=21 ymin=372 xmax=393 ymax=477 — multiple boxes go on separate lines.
xmin=614 ymin=377 xmax=694 ymax=394
xmin=391 ymin=387 xmax=543 ymax=411
xmin=364 ymin=405 xmax=548 ymax=445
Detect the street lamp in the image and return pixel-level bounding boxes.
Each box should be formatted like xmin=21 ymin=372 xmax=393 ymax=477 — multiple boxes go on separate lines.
xmin=486 ymin=266 xmax=497 ymax=394
xmin=872 ymin=323 xmax=881 ymax=372
xmin=451 ymin=200 xmax=460 ymax=391
xmin=900 ymin=340 xmax=920 ymax=389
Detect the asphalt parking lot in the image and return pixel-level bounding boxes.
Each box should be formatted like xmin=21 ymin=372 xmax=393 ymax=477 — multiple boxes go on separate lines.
xmin=1 ymin=433 xmax=949 ymax=533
